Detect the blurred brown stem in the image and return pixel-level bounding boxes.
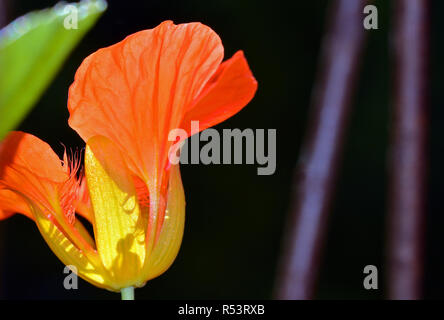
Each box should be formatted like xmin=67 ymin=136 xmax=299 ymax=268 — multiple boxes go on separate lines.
xmin=388 ymin=0 xmax=428 ymax=300
xmin=274 ymin=0 xmax=367 ymax=299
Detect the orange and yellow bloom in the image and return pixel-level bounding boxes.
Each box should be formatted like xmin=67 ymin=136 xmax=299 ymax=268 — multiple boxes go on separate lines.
xmin=0 ymin=21 xmax=257 ymax=292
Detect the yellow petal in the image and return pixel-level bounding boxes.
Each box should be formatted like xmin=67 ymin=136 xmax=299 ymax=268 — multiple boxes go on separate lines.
xmin=85 ymin=135 xmax=147 ymax=289
xmin=141 ymin=164 xmax=185 ymax=280
xmin=30 ymin=204 xmax=110 ymax=289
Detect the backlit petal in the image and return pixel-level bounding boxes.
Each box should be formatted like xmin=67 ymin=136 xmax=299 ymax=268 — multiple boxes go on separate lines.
xmin=141 ymin=164 xmax=185 ymax=281
xmin=68 ymin=21 xmax=224 ymax=184
xmin=30 ymin=203 xmax=110 ymax=290
xmin=181 ymin=51 xmax=258 ymax=135
xmin=68 ymin=21 xmax=225 ymax=256
xmin=85 ymin=135 xmax=147 ymax=289
xmin=0 ymin=132 xmax=66 ymax=214
xmin=0 ymin=131 xmax=96 ymax=254
xmin=0 ymin=189 xmax=33 ymax=220
xmin=0 ymin=132 xmax=66 ymax=182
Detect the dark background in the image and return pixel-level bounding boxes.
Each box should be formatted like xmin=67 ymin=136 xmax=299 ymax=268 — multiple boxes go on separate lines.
xmin=0 ymin=0 xmax=443 ymax=300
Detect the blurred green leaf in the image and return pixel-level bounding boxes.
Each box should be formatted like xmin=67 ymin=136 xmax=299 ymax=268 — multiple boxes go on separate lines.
xmin=0 ymin=0 xmax=107 ymax=140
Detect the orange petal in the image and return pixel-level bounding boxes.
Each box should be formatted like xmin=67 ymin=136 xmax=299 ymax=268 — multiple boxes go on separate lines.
xmin=0 ymin=131 xmax=67 ymax=215
xmin=0 ymin=131 xmax=66 ymax=181
xmin=180 ymin=51 xmax=258 ymax=135
xmin=0 ymin=131 xmax=95 ymax=253
xmin=0 ymin=189 xmax=33 ymax=220
xmin=0 ymin=209 xmax=13 ymax=220
xmin=68 ymin=21 xmax=224 ymax=185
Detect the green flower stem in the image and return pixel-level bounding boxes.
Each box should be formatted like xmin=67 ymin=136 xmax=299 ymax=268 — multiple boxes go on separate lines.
xmin=121 ymin=286 xmax=135 ymax=300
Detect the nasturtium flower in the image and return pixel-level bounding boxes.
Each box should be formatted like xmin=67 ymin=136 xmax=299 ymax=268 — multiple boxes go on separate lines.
xmin=0 ymin=21 xmax=257 ymax=292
